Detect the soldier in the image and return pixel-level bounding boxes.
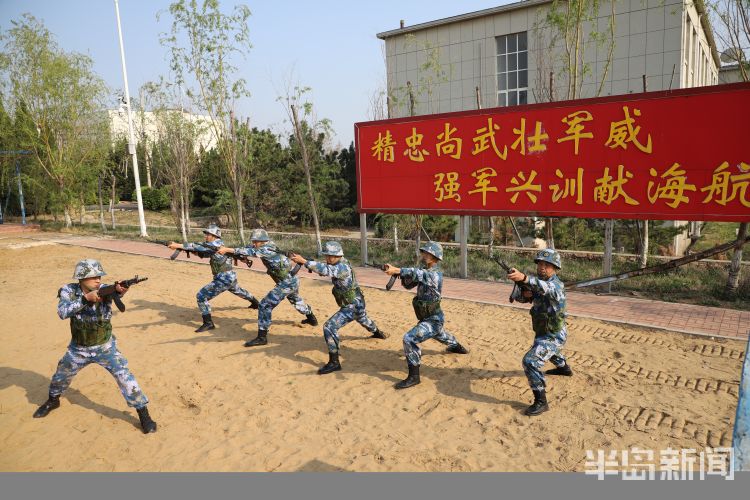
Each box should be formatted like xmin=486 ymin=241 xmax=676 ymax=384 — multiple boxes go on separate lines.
xmin=383 ymin=242 xmax=469 ymax=389
xmin=507 ymin=249 xmax=574 ymax=416
xmin=168 ymin=223 xmax=259 ymax=332
xmin=289 ymin=241 xmax=388 ymax=374
xmin=218 ymin=229 xmax=318 ymax=347
xmin=32 ymin=259 xmax=157 ymax=434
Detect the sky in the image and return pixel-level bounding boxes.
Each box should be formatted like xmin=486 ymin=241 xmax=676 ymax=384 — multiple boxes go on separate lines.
xmin=0 ymin=0 xmax=511 ymax=149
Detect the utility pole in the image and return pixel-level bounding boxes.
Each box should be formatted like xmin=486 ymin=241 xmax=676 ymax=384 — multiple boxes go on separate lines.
xmin=114 ymin=0 xmax=148 ymax=237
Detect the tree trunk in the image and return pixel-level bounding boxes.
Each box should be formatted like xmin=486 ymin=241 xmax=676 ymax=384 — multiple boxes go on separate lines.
xmin=145 ymin=151 xmax=153 ymax=188
xmin=290 ymin=104 xmax=322 ymax=253
xmin=489 ymin=216 xmax=495 ymax=256
xmin=234 ymin=184 xmax=246 ymax=245
xmin=110 ymin=174 xmax=117 ymax=230
xmin=603 ymin=219 xmax=614 ymax=293
xmin=545 ymin=218 xmax=555 ymax=249
xmin=726 ymin=222 xmax=748 ymax=295
xmin=639 ymin=220 xmax=649 ymax=268
xmin=63 ymin=206 xmax=72 ymax=228
xmin=184 ymin=187 xmax=191 ymax=235
xmin=79 ymin=198 xmax=85 ymax=225
xmin=394 ymin=221 xmax=399 ymax=252
xmin=179 ymin=193 xmax=188 ymax=242
xmin=414 ymin=215 xmax=423 ymax=263
xmin=181 ymin=188 xmax=189 ymax=242
xmin=98 ymin=176 xmax=106 ymax=232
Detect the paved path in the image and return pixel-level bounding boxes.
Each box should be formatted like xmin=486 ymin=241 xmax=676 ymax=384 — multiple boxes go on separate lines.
xmin=6 ymin=229 xmax=749 ymax=341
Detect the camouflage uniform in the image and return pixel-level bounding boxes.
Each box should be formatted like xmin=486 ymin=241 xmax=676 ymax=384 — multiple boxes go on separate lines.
xmin=188 ymin=238 xmax=257 ymax=315
xmin=234 ymin=240 xmax=312 ymax=330
xmin=400 ymin=265 xmax=461 ymax=366
xmin=512 ymin=263 xmax=569 ymax=392
xmin=304 ymin=256 xmax=379 ymax=353
xmin=47 ymin=281 xmax=148 ymax=409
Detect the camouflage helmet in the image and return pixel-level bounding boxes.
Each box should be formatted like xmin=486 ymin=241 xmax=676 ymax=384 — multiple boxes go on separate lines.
xmin=73 ymin=259 xmax=107 ymax=280
xmin=250 ymin=228 xmax=270 ymax=241
xmin=419 ymin=241 xmax=443 ymax=261
xmin=202 ymin=223 xmax=221 ymax=238
xmin=321 ymin=241 xmax=344 ymax=257
xmin=534 ymin=249 xmax=562 ymax=270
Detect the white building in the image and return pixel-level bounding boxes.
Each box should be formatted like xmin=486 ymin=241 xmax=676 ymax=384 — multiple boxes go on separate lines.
xmin=107 ymin=109 xmax=221 ymax=153
xmin=377 ymin=0 xmax=721 ymax=255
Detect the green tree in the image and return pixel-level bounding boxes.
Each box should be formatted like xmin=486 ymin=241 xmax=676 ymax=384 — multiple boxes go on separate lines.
xmin=279 ymin=84 xmax=335 ymax=252
xmin=161 ymin=0 xmax=252 ymax=243
xmin=0 ymin=14 xmax=109 ymax=227
xmin=144 ymin=79 xmax=204 ymax=240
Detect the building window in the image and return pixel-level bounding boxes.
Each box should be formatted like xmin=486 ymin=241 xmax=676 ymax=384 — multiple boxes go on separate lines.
xmin=496 ymin=32 xmax=528 ymax=106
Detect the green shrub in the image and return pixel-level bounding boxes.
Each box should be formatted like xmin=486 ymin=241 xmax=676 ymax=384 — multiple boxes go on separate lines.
xmin=134 ymin=187 xmax=171 ymax=211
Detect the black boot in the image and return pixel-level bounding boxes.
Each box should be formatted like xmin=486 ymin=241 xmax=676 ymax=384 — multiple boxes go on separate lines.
xmin=525 ymin=389 xmax=549 ymax=416
xmin=446 ymin=343 xmax=469 ymax=354
xmin=244 ymin=329 xmax=268 ymax=347
xmin=546 ymin=364 xmax=573 ymax=376
xmin=395 ymin=364 xmax=420 ymax=389
xmin=318 ymin=352 xmax=342 ymax=375
xmin=301 ymin=312 xmax=318 ymax=326
xmin=195 ymin=314 xmax=215 ymax=332
xmin=247 ymin=297 xmax=260 ymax=310
xmin=32 ymin=395 xmax=60 ymax=418
xmin=136 ymin=406 xmax=157 ymax=434
xmin=370 ymin=328 xmax=389 ymax=339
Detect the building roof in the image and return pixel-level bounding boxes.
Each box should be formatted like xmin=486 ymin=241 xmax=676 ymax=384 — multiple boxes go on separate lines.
xmin=376 ymin=0 xmax=551 ymax=39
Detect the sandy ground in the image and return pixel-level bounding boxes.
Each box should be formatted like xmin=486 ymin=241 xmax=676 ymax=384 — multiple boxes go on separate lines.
xmin=0 ymin=237 xmax=744 ymax=472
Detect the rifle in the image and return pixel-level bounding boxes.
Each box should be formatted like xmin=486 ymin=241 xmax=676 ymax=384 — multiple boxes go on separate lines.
xmin=490 ymin=254 xmax=531 ymax=303
xmin=366 ymin=261 xmax=399 ymax=291
xmin=150 ymin=239 xmax=184 ymax=260
xmin=97 ymin=275 xmax=148 ymax=312
xmin=149 ymin=240 xmax=252 ymax=268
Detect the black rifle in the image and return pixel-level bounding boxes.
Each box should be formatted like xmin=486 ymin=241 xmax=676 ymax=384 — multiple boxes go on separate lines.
xmin=97 ymin=275 xmax=148 ymax=312
xmin=150 ymin=239 xmax=184 ymax=260
xmin=150 ymin=240 xmax=252 ymax=268
xmin=366 ymin=261 xmax=399 ymax=291
xmin=491 ymin=254 xmax=532 ymax=303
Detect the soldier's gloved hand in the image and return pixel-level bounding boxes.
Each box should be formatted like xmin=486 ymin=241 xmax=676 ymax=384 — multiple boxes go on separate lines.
xmin=115 ymin=283 xmax=129 ymax=295
xmin=83 ymin=290 xmax=102 ymax=303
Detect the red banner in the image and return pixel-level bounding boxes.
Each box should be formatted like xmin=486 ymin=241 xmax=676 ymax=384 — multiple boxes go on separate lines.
xmin=354 ymin=82 xmax=750 ymax=222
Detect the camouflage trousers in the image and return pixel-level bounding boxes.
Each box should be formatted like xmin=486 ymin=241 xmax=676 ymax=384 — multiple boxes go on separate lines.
xmin=522 ymin=329 xmax=568 ymax=391
xmin=258 ymin=279 xmax=312 ymax=331
xmin=197 ymin=271 xmax=255 ymax=315
xmin=323 ymin=295 xmax=378 ymax=353
xmin=403 ymin=318 xmax=460 ymax=366
xmin=48 ymin=336 xmax=149 ymax=408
